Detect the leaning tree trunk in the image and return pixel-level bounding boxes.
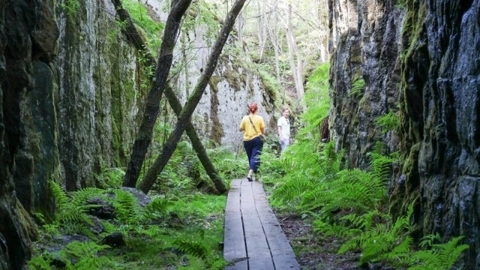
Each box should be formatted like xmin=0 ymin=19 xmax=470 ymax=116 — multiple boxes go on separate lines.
xmin=138 ymin=0 xmax=247 ymax=194
xmin=123 ymin=0 xmax=192 ymax=188
xmin=111 ymin=0 xmax=227 ymax=194
xmin=164 ymin=85 xmax=228 ymax=194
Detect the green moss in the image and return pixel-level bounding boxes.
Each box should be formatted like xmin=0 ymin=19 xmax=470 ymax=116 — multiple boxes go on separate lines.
xmin=350 ymin=78 xmax=365 ymax=96
xmin=208 ymin=80 xmax=224 ymax=144
xmin=375 ymin=111 xmax=400 ymax=133
xmin=123 ymin=0 xmax=165 ymax=53
xmin=258 ymin=69 xmax=281 ymax=101
xmin=358 ymin=94 xmax=372 ymax=115
xmin=209 ymin=76 xmax=222 ymax=92
xmin=401 ymin=0 xmax=427 ymax=63
xmin=62 ymin=0 xmax=80 ymax=16
xmin=402 ymin=143 xmax=420 ymax=175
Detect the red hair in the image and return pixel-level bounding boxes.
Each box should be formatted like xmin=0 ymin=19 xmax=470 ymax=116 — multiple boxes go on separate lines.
xmin=248 ymin=103 xmax=258 ymax=113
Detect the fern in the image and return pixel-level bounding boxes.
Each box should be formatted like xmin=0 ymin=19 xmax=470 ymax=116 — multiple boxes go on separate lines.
xmin=419 ymin=233 xmax=441 ymax=249
xmin=350 ymin=78 xmax=365 ymax=96
xmin=141 ymin=197 xmax=172 ymax=222
xmin=28 ymin=252 xmax=53 ymax=270
xmin=49 ymin=180 xmax=69 ymax=208
xmin=271 ymin=178 xmax=317 ymax=208
xmin=59 ymin=241 xmax=113 ymax=269
xmin=49 ymin=181 xmax=95 ymax=235
xmin=173 ymin=238 xmax=210 ymax=260
xmin=408 ymin=236 xmax=469 ymax=270
xmin=338 ymin=204 xmax=411 ymax=263
xmin=370 ymin=151 xmax=398 ymax=183
xmin=303 ymin=63 xmax=330 ymax=131
xmin=375 ymin=111 xmax=400 ymax=133
xmin=112 ymin=189 xmax=141 ymax=224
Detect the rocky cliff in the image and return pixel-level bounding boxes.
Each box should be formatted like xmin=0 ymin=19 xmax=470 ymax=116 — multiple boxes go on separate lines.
xmin=329 ymin=0 xmax=480 ymax=268
xmin=0 ymin=0 xmax=273 ymax=268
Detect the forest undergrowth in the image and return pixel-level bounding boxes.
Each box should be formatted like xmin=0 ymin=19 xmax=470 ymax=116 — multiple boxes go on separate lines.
xmin=28 ymin=142 xmax=249 ymax=270
xmin=28 ymin=61 xmax=469 ymax=270
xmin=256 ymin=63 xmax=469 ymax=270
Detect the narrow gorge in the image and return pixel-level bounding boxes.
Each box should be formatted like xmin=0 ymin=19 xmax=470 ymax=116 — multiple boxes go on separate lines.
xmin=0 ymin=0 xmax=479 ymax=269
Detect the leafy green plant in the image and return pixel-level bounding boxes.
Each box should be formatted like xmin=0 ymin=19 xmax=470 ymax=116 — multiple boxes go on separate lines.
xmin=97 ymin=167 xmax=125 ymax=188
xmin=205 ymin=145 xmax=248 ymax=180
xmin=61 ymin=0 xmax=80 ymax=16
xmin=350 ymin=78 xmax=365 ymax=96
xmin=375 ymin=111 xmax=401 ymax=133
xmin=112 ymin=189 xmax=142 ymax=224
xmin=302 ymin=63 xmax=330 ymax=136
xmin=335 ymin=201 xmax=469 ymax=269
xmin=28 ymin=252 xmax=53 ymax=270
xmin=32 ymin=181 xmax=227 ymax=269
xmin=270 ymin=141 xmax=342 ymax=211
xmin=59 ymin=241 xmax=113 ymax=269
xmin=29 ymin=241 xmax=113 ymax=270
xmin=338 ymin=209 xmax=411 ymax=263
xmin=49 ymin=181 xmax=97 ymax=236
xmin=123 ymin=0 xmax=165 ymax=53
xmin=407 ymin=235 xmax=469 ymax=270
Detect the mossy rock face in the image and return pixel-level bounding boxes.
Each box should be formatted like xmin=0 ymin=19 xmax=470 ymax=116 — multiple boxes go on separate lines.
xmin=329 ymin=0 xmax=406 ymax=169
xmin=393 ymin=0 xmax=480 ymax=267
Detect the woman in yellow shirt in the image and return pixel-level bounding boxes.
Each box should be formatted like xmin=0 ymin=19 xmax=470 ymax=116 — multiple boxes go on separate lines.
xmin=239 ymin=102 xmax=265 ymax=181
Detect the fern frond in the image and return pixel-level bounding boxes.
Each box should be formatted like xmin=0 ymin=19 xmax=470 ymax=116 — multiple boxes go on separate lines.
xmin=112 ymin=189 xmax=141 ymax=224
xmin=141 ymin=197 xmax=172 ymax=221
xmin=435 ymin=236 xmax=469 ymax=269
xmin=271 ymin=177 xmax=317 ymax=208
xmin=28 ymin=252 xmax=53 ymax=270
xmin=69 ymin=187 xmax=104 ymax=207
xmin=370 ymin=151 xmax=398 ymax=183
xmin=173 ymin=238 xmax=210 ymax=260
xmin=379 ymin=236 xmax=413 ymax=263
xmin=49 ymin=180 xmax=69 ymax=209
xmin=419 ymin=233 xmax=441 ymax=249
xmin=59 ymin=241 xmax=113 ymax=269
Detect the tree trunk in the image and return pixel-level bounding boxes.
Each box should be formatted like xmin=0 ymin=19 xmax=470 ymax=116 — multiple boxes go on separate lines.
xmin=256 ymin=0 xmax=267 ymax=59
xmin=164 ymin=85 xmax=228 ymax=194
xmin=122 ymin=0 xmax=192 ymax=188
xmin=285 ymin=4 xmax=305 ymax=102
xmin=138 ymin=0 xmax=247 ymax=194
xmin=112 ymin=0 xmax=227 ymax=193
xmin=268 ymin=0 xmax=281 ymax=83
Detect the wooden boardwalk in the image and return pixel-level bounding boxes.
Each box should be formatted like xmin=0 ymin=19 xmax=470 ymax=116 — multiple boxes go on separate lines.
xmin=223 ymin=179 xmax=300 ymax=270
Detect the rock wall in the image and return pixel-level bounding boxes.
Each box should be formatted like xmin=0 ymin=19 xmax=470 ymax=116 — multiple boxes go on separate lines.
xmin=399 ymin=0 xmax=480 ymax=267
xmin=0 ymin=0 xmax=273 ymax=268
xmin=57 ymin=0 xmax=143 ymax=190
xmin=1 ymin=0 xmax=50 ymax=268
xmin=328 ymin=0 xmax=404 ymax=169
xmin=329 ymin=0 xmax=480 ymax=268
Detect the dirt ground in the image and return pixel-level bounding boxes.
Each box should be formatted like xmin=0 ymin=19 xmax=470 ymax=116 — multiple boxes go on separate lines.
xmin=277 ymin=213 xmax=394 ymax=270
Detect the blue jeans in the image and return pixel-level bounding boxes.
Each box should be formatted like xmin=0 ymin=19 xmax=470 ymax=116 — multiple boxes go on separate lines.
xmin=243 ymin=136 xmax=263 ymax=173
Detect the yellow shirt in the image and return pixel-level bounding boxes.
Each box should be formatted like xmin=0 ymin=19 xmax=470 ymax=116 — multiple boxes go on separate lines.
xmin=239 ymin=114 xmax=265 ymax=141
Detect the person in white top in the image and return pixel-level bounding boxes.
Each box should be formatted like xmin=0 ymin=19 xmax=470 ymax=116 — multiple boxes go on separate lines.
xmin=277 ymin=108 xmax=291 ymax=152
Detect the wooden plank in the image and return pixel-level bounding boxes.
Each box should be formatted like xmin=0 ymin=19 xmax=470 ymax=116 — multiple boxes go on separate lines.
xmin=224 ymin=179 xmax=247 ymax=268
xmin=248 ymin=258 xmax=276 ymax=270
xmin=240 ymin=180 xmax=275 ymax=269
xmin=225 ymin=260 xmax=248 ymax=270
xmin=224 ymin=179 xmax=299 ymax=270
xmin=252 ymin=182 xmax=300 ymax=270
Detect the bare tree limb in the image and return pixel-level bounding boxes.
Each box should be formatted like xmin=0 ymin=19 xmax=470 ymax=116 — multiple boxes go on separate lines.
xmin=111 ymin=0 xmax=227 ymax=193
xmin=122 ymin=0 xmax=192 ymax=187
xmin=138 ymin=0 xmax=247 ymax=194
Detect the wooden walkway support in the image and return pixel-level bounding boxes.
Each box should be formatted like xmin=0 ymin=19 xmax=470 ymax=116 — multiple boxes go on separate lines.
xmin=223 ymin=179 xmax=300 ymax=270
